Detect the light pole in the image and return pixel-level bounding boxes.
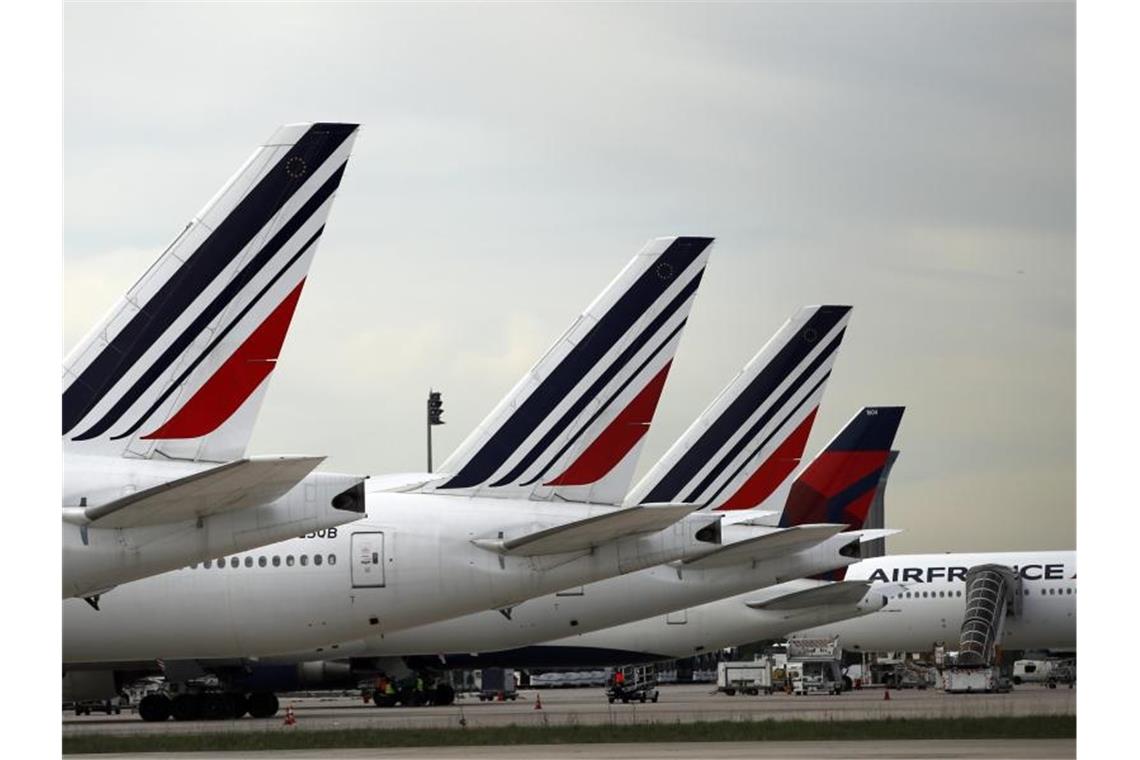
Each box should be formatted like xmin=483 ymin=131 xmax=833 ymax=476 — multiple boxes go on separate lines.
xmin=427 ymin=390 xmax=444 ymax=472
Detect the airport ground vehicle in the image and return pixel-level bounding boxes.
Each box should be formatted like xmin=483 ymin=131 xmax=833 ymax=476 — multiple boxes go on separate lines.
xmin=477 ymin=668 xmax=518 ymax=701
xmin=716 ymin=656 xmax=782 ymax=696
xmin=787 ymin=637 xmax=843 ymax=695
xmin=606 ymin=666 xmax=659 ymax=703
xmin=1046 ymin=659 xmax=1076 ymax=688
xmin=1012 ymin=659 xmax=1057 ymax=684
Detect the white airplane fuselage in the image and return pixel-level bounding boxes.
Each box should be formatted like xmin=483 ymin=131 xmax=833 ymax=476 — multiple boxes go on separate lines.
xmin=794 ymin=551 xmax=1076 ymax=651
xmin=515 ymin=550 xmax=1076 ymax=665
xmin=63 ymin=476 xmax=717 ymax=662
xmin=307 ymin=527 xmax=870 ymax=660
xmin=62 ymin=454 xmax=363 ymax=599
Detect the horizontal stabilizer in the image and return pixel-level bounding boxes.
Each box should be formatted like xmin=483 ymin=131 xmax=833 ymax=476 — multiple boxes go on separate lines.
xmin=682 ymin=523 xmax=846 ymax=569
xmin=746 ymin=580 xmax=873 ymax=611
xmin=846 ymin=528 xmax=902 ymax=544
xmin=474 ymin=504 xmax=697 ymax=556
xmin=86 ymin=456 xmax=325 ymax=528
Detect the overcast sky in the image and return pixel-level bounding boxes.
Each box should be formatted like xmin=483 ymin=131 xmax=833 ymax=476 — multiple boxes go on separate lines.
xmin=63 ymin=2 xmax=1074 ymax=554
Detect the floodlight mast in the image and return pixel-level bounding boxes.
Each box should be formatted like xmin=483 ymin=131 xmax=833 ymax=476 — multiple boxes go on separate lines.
xmin=427 ymin=390 xmax=445 ymax=472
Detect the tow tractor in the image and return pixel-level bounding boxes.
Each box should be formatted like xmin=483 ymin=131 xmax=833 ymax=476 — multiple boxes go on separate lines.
xmin=606 ymin=665 xmax=660 ymax=704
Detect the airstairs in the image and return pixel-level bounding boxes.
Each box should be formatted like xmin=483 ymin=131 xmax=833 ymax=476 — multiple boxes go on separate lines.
xmin=944 ymin=564 xmax=1021 ymax=692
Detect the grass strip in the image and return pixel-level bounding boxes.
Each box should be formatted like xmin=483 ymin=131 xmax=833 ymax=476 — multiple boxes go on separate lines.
xmin=64 ymin=715 xmax=1076 ymax=754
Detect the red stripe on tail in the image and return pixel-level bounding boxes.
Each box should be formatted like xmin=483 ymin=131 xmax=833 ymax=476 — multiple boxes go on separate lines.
xmin=142 ymin=281 xmax=306 ymax=440
xmin=545 ymin=362 xmax=673 ymax=487
xmin=715 ymin=407 xmax=818 ymax=511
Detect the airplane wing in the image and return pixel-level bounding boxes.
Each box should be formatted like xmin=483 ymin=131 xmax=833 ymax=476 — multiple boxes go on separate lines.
xmin=473 ymin=504 xmax=698 ymax=556
xmin=85 ymin=456 xmax=326 ymax=528
xmin=745 ymin=580 xmax=873 ymax=610
xmin=680 ymin=523 xmax=847 ymax=569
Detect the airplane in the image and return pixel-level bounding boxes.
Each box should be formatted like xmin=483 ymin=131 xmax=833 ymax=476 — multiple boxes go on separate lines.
xmin=63 ymin=123 xmax=367 ymax=600
xmin=459 ymin=452 xmax=1075 ymax=666
xmin=531 ymin=551 xmax=1075 ymax=665
xmin=66 ymin=311 xmax=908 ymax=719
xmin=342 ymin=406 xmax=906 ymax=671
xmin=65 ymin=235 xmax=730 ymax=717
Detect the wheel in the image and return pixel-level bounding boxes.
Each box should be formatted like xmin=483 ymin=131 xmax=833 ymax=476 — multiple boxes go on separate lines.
xmin=247 ymin=692 xmax=279 ymax=719
xmin=651 ymin=694 xmax=659 ymax=703
xmin=621 ymin=697 xmax=629 ymax=704
xmin=433 ymin=683 xmax=456 ymax=706
xmin=171 ymin=694 xmax=201 ymax=721
xmin=608 ymin=697 xmax=615 ymax=703
xmin=230 ymin=694 xmax=249 ymax=719
xmin=1012 ymin=676 xmax=1022 ymax=685
xmin=724 ymin=688 xmax=736 ymax=696
xmin=640 ymin=695 xmax=646 ymax=703
xmin=1047 ymin=680 xmax=1057 ymax=689
xmin=138 ymin=694 xmax=171 ymax=722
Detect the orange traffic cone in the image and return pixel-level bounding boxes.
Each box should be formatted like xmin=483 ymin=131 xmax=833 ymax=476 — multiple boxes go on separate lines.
xmin=534 ymin=693 xmax=543 ymax=710
xmin=283 ymin=704 xmax=297 ymax=725
xmin=883 ymin=688 xmax=891 ymax=701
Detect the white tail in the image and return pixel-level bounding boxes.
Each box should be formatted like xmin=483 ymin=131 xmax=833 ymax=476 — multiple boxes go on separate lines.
xmin=62 ymin=123 xmax=359 ymax=462
xmin=626 ymin=305 xmax=852 ymax=510
xmin=426 ymin=236 xmax=715 ymax=504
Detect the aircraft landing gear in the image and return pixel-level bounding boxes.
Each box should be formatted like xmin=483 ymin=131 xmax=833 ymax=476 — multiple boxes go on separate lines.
xmin=247 ymin=692 xmax=279 ymax=719
xmin=138 ymin=694 xmax=171 ymax=722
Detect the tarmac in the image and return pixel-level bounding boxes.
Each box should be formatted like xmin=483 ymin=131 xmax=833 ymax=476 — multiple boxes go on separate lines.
xmin=67 ymin=739 xmax=1077 ymax=759
xmin=63 ymin=682 xmax=1076 ymax=736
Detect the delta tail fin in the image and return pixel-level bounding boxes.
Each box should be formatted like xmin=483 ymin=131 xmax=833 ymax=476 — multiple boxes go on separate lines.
xmin=427 ymin=236 xmax=714 ymax=504
xmin=625 ymin=305 xmax=852 ymax=510
xmin=779 ymin=407 xmax=905 ymax=530
xmin=63 ymin=123 xmax=359 ymax=462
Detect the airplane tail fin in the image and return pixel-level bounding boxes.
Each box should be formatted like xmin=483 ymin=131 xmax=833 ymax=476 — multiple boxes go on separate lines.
xmin=625 ymin=305 xmax=852 ymax=510
xmin=427 ymin=236 xmax=714 ymax=503
xmin=778 ymin=407 xmax=904 ymax=530
xmin=859 ymin=450 xmax=898 ymax=559
xmin=63 ymin=123 xmax=359 ymax=462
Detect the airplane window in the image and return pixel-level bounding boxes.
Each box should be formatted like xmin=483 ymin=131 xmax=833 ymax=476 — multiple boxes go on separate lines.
xmin=204 ymin=559 xmax=212 ymax=569
xmin=922 ymin=592 xmax=928 ymax=598
xmin=217 ymin=558 xmax=225 ymax=569
xmin=328 ymin=554 xmax=337 ymax=566
xmin=286 ymin=555 xmax=295 ymax=567
xmin=314 ymin=555 xmax=323 ymax=566
xmin=258 ymin=556 xmax=267 ymax=568
xmin=189 ymin=563 xmax=198 ymax=570
xmin=300 ymin=555 xmax=309 ymax=567
xmin=231 ymin=557 xmax=240 ymax=568
xmin=939 ymin=591 xmax=945 ymax=598
xmin=1041 ymin=589 xmax=1046 ymax=595
xmin=1066 ymin=588 xmax=1072 ymax=595
xmin=244 ymin=557 xmax=253 ymax=568
xmin=272 ymin=556 xmax=281 ymax=567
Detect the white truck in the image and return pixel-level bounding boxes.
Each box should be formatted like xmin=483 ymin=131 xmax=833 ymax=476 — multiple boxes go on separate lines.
xmin=943 ymin=667 xmax=1010 ymax=694
xmin=787 ymin=636 xmax=844 ymax=696
xmin=716 ymin=659 xmax=775 ymax=696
